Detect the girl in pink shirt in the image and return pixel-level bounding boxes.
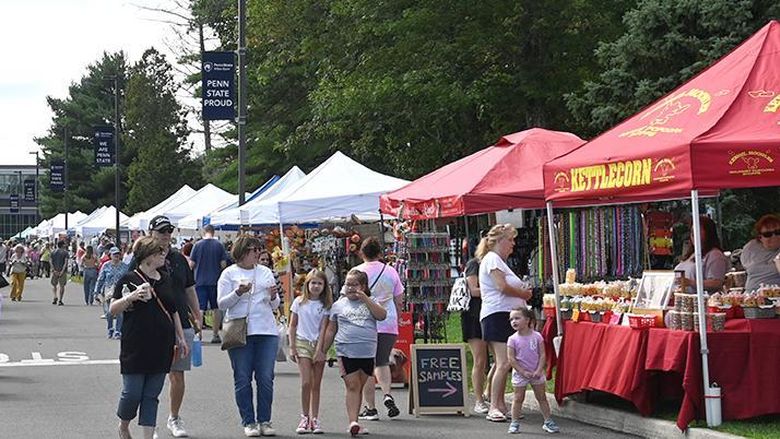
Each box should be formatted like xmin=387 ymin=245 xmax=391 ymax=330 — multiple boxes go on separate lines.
xmin=506 ymin=308 xmax=559 ymax=434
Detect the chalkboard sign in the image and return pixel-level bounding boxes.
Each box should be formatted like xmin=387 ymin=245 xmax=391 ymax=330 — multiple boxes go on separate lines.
xmin=409 ymin=343 xmax=469 ymax=416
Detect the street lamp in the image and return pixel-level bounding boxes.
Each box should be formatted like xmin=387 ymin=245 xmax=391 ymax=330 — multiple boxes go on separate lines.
xmin=29 ymin=150 xmax=40 ymax=223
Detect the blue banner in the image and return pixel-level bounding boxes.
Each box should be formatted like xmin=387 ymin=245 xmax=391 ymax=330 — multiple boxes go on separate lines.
xmin=10 ymin=194 xmax=19 ymax=213
xmin=94 ymin=126 xmax=115 ymax=166
xmin=202 ymin=51 xmax=236 ymax=121
xmin=24 ymin=180 xmax=35 ymax=202
xmin=50 ymin=162 xmax=65 ymax=192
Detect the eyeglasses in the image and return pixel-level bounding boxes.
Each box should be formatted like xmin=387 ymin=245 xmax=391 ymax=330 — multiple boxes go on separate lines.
xmin=759 ymin=229 xmax=780 ymax=238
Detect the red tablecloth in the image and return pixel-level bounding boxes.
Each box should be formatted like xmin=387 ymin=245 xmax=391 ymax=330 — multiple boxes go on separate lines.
xmin=552 ymin=319 xmax=780 ymax=430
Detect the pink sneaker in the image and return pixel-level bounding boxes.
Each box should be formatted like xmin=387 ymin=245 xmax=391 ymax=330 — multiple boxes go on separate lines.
xmin=310 ymin=417 xmax=323 ymax=434
xmin=296 ymin=415 xmax=310 ymax=434
xmin=348 ymin=422 xmax=368 ymax=436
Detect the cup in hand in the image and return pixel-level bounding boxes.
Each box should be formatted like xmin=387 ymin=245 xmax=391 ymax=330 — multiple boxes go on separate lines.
xmin=136 ymin=282 xmax=152 ymax=301
xmin=239 ymin=278 xmax=253 ymax=295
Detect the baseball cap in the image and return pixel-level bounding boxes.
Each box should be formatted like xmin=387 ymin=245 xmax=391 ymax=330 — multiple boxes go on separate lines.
xmin=149 ymin=215 xmax=175 ymax=233
xmin=109 ymin=246 xmax=121 ymax=255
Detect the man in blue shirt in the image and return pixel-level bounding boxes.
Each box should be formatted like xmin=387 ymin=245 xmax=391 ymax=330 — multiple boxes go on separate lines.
xmin=189 ymin=224 xmax=229 ymax=344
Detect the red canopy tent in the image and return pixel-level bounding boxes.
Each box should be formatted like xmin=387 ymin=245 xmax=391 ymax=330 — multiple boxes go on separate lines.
xmin=541 ymin=20 xmax=780 ymax=428
xmin=380 ymin=128 xmax=584 ymax=219
xmin=544 ymin=21 xmax=780 ymax=205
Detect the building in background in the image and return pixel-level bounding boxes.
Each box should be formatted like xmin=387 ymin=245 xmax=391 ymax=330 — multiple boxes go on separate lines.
xmin=0 ymin=165 xmax=39 ymax=240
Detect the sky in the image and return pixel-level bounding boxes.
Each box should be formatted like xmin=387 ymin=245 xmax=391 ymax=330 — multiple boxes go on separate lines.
xmin=0 ymin=0 xmax=191 ymax=165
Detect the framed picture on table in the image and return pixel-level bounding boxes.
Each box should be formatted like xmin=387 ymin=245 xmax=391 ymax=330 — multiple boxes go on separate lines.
xmin=632 ymin=270 xmax=676 ymax=310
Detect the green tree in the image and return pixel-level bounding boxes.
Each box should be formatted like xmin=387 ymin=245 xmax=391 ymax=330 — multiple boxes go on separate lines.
xmin=125 ymin=49 xmax=203 ymax=213
xmin=192 ymin=0 xmax=629 ymax=183
xmin=565 ymin=0 xmax=780 ymax=137
xmin=35 ymin=52 xmax=129 ymax=219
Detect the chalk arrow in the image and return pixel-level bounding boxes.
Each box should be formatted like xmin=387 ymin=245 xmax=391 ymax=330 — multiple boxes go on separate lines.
xmin=429 ymin=381 xmax=457 ymax=398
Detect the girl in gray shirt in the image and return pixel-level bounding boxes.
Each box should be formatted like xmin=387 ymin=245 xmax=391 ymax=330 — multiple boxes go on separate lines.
xmin=320 ymin=269 xmax=386 ymax=436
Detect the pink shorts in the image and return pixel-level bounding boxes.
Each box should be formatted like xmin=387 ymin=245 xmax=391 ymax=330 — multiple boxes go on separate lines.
xmin=512 ymin=370 xmax=545 ymax=388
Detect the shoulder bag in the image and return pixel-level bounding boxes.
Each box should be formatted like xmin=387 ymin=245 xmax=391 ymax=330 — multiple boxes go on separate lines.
xmin=221 ymin=268 xmax=255 ymax=351
xmin=447 ymin=272 xmax=471 ymax=312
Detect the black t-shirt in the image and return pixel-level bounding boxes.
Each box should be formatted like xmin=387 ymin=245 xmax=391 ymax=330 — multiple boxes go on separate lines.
xmin=464 ymin=258 xmax=482 ymax=314
xmin=161 ymin=250 xmax=196 ymax=329
xmin=114 ymin=270 xmax=177 ymax=374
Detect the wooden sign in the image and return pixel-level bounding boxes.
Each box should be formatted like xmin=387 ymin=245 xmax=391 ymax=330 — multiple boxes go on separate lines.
xmin=409 ymin=343 xmax=469 ymax=417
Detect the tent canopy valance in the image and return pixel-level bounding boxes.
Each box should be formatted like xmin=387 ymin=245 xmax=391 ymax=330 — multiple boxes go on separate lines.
xmin=381 ymin=128 xmax=585 ymax=219
xmin=277 ymin=152 xmax=409 ymax=224
xmin=544 ymin=20 xmax=780 ymax=206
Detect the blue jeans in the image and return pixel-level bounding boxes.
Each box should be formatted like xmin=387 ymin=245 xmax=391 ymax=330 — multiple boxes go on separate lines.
xmin=227 ymin=335 xmax=278 ymax=426
xmin=117 ymin=373 xmax=167 ymax=426
xmin=83 ymin=267 xmax=98 ymax=304
xmin=103 ymin=298 xmax=123 ymax=336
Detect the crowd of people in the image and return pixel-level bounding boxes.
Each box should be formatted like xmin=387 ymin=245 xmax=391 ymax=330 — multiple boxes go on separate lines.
xmin=3 ymin=211 xmax=777 ymax=438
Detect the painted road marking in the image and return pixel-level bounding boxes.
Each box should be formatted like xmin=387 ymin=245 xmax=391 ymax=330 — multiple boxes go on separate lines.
xmin=0 ymin=352 xmax=118 ymax=367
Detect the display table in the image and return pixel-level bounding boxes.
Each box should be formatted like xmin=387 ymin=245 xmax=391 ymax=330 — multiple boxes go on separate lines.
xmin=551 ymin=318 xmax=780 ymax=430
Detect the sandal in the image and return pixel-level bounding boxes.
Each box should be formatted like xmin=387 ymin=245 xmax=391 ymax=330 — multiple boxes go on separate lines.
xmin=486 ymin=409 xmax=507 ymax=422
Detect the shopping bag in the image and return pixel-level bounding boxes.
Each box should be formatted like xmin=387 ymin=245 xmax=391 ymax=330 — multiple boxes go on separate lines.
xmin=0 ymin=275 xmax=9 ymax=289
xmin=276 ymin=319 xmax=288 ymax=362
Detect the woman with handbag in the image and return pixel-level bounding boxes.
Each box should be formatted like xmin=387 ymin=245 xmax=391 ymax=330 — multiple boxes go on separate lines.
xmin=8 ymin=244 xmax=30 ymax=302
xmin=217 ymin=235 xmax=280 ymax=437
xmin=111 ymin=237 xmax=189 ymax=439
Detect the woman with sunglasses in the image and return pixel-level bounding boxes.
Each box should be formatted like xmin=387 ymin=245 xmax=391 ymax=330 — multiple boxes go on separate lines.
xmin=674 ymin=216 xmax=729 ymax=293
xmin=217 ymin=236 xmax=280 ymax=437
xmin=741 ymin=214 xmax=780 ymax=293
xmin=111 ymin=237 xmax=189 ymax=439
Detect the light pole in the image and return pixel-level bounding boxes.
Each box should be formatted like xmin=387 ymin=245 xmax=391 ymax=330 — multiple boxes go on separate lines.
xmin=15 ymin=170 xmax=22 ymax=238
xmin=237 ymin=0 xmax=247 ymax=206
xmin=103 ymin=75 xmax=122 ymax=247
xmin=29 ymin=150 xmax=40 ymax=224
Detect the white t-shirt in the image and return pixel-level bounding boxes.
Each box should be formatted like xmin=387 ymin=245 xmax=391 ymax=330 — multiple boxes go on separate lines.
xmin=217 ymin=264 xmax=280 ymax=336
xmin=290 ymin=296 xmax=330 ymax=342
xmin=478 ymin=251 xmax=527 ymax=320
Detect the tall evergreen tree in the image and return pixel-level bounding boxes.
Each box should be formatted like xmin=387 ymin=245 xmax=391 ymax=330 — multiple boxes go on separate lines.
xmin=35 ymin=52 xmax=129 ymax=219
xmin=125 ymin=49 xmax=203 ymax=213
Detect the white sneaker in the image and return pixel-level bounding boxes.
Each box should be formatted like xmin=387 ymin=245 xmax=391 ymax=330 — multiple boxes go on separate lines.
xmin=167 ymin=416 xmax=188 ymax=437
xmin=473 ymin=400 xmax=490 ymax=414
xmin=152 ymin=428 xmax=159 ymax=439
xmin=259 ymin=422 xmax=276 ymax=436
xmin=244 ymin=423 xmax=261 ymax=437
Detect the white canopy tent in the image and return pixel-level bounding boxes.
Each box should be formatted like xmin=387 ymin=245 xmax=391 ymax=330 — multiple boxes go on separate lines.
xmin=123 ymin=185 xmax=196 ymax=231
xmin=277 ymin=151 xmax=409 ymax=224
xmin=162 ymin=183 xmax=235 ymax=226
xmin=76 ymin=206 xmax=129 ymax=238
xmin=209 ymin=166 xmax=306 ymax=228
xmin=46 ymin=211 xmax=88 ymax=236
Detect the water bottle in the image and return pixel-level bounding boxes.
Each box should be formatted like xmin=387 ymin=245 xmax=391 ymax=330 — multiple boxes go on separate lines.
xmin=121 ymin=284 xmax=133 ymax=311
xmin=192 ymin=336 xmax=203 ymax=367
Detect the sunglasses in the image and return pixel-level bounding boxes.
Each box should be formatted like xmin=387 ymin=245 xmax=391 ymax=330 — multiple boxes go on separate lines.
xmin=759 ymin=229 xmax=780 ymax=238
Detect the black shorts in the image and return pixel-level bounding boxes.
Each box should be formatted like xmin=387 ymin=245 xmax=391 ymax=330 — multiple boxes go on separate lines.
xmin=338 ymin=357 xmax=375 ymax=377
xmin=375 ymin=333 xmax=397 ymax=367
xmin=461 ymin=298 xmax=483 ymax=342
xmin=480 ymin=311 xmax=513 ymax=343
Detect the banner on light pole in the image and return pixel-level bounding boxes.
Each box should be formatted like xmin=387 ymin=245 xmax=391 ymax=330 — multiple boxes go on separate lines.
xmin=50 ymin=162 xmax=65 ymax=192
xmin=202 ymin=51 xmax=236 ymax=121
xmin=24 ymin=180 xmax=35 ymax=202
xmin=94 ymin=126 xmax=115 ymax=166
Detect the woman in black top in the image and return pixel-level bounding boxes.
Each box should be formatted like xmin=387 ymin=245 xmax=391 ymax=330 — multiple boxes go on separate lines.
xmin=461 ymin=257 xmax=492 ymax=415
xmin=111 ymin=237 xmax=188 ymax=439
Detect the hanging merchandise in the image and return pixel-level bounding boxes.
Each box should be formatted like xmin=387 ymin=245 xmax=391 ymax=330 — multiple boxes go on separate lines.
xmin=535 ymin=205 xmax=645 ymax=284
